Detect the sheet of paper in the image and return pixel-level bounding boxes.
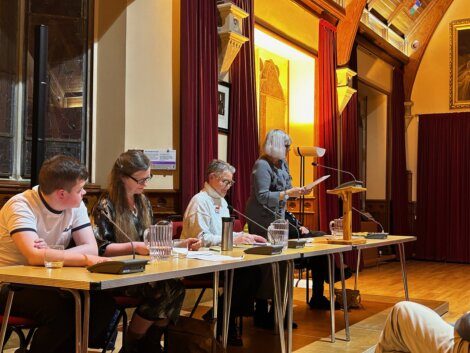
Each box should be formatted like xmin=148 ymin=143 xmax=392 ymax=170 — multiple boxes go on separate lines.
xmin=303 ymin=174 xmax=330 ymax=190
xmin=186 ymin=252 xmax=244 ymax=262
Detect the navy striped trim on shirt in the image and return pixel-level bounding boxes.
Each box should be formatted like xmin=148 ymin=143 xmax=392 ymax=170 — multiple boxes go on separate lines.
xmin=71 ymin=223 xmax=91 ymax=233
xmin=10 ymin=228 xmax=37 ymax=236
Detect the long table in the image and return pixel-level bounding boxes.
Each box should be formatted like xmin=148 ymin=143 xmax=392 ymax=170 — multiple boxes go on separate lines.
xmin=351 ymin=235 xmax=416 ymax=300
xmin=0 ymin=243 xmax=353 ymax=353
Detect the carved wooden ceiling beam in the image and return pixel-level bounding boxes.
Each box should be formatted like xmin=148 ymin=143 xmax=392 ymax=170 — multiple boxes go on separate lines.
xmin=403 ymin=0 xmax=453 ymax=99
xmin=387 ymin=0 xmax=414 ymax=26
xmin=293 ymin=0 xmax=346 ymax=25
xmin=367 ymin=0 xmax=381 ymax=11
xmin=337 ymin=0 xmax=367 ymax=66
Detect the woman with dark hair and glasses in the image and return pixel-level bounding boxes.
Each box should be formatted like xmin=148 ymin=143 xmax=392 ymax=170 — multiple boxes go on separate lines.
xmin=92 ymin=150 xmax=200 ymax=353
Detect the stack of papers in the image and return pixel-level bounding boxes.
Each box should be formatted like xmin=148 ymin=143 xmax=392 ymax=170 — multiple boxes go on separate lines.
xmin=186 ymin=251 xmax=244 ymax=262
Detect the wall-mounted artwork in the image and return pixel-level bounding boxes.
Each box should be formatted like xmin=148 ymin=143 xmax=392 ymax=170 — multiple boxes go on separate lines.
xmin=255 ymin=47 xmax=289 ymax=141
xmin=218 ymin=82 xmax=230 ymax=133
xmin=450 ymin=19 xmax=470 ymax=109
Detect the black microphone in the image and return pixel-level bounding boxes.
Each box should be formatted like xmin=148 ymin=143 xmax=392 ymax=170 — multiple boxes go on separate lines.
xmin=261 ymin=205 xmax=306 ymax=248
xmin=87 ymin=203 xmax=148 ymax=274
xmin=227 ymin=205 xmax=283 ymax=255
xmin=312 ymin=162 xmax=363 ymax=188
xmin=352 ymin=207 xmax=388 ymax=238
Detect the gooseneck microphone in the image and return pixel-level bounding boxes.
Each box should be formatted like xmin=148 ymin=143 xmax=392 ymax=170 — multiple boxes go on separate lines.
xmin=262 ymin=205 xmax=300 ymax=237
xmin=352 ymin=207 xmax=386 ymax=233
xmin=312 ymin=162 xmax=363 ymax=188
xmin=86 ymin=204 xmax=148 ymax=274
xmin=228 ymin=205 xmax=268 ymax=232
xmin=262 ymin=205 xmax=306 ymax=248
xmin=352 ymin=207 xmax=388 ymax=238
xmin=98 ymin=206 xmax=136 ymax=259
xmin=227 ymin=205 xmax=284 ymax=255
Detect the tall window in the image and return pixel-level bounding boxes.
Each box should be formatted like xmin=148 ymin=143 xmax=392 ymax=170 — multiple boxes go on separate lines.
xmin=0 ymin=0 xmax=91 ymax=180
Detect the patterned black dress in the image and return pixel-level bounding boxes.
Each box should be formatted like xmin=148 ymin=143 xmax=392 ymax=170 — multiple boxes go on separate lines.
xmin=92 ymin=194 xmax=185 ymax=323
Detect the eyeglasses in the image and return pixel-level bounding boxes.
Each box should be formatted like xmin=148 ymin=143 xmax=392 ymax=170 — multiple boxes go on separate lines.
xmin=127 ymin=174 xmax=153 ymax=185
xmin=219 ymin=178 xmax=235 ymax=187
xmin=285 ymin=144 xmax=291 ymax=151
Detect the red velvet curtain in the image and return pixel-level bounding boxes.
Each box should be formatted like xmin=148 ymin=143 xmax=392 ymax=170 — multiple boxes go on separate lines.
xmin=180 ymin=0 xmax=219 ymax=210
xmin=416 ymin=113 xmax=470 ymax=262
xmin=227 ymin=0 xmax=258 ymax=219
xmin=391 ymin=68 xmax=409 ymax=235
xmin=341 ymin=93 xmax=361 ymax=268
xmin=318 ymin=19 xmax=340 ymax=232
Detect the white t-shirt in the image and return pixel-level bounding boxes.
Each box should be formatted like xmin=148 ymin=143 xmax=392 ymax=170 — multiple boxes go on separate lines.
xmin=0 ymin=186 xmax=90 ymax=266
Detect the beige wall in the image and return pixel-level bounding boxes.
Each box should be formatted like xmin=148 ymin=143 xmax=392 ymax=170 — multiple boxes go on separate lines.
xmin=92 ymin=0 xmax=180 ymax=189
xmin=357 ymin=47 xmax=393 ymax=93
xmin=255 ymin=0 xmax=319 ymax=52
xmin=359 ymin=82 xmax=388 ymax=200
xmin=408 ymin=0 xmax=470 ymax=201
xmin=125 ymin=0 xmax=180 ymax=189
xmin=93 ymin=0 xmax=127 ymax=185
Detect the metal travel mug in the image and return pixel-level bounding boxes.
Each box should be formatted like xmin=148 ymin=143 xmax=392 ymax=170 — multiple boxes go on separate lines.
xmin=221 ymin=217 xmax=234 ymax=251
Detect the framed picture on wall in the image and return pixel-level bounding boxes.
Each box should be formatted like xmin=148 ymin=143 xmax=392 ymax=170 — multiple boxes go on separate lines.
xmin=450 ymin=19 xmax=470 ymax=109
xmin=218 ymin=82 xmax=230 ymax=133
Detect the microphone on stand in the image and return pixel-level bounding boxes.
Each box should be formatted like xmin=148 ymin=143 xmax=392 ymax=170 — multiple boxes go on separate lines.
xmin=262 ymin=205 xmax=306 ymax=248
xmin=227 ymin=205 xmax=283 ymax=255
xmin=352 ymin=207 xmax=388 ymax=239
xmin=98 ymin=206 xmax=136 ymax=259
xmin=312 ymin=162 xmax=363 ymax=188
xmin=87 ymin=204 xmax=148 ymax=274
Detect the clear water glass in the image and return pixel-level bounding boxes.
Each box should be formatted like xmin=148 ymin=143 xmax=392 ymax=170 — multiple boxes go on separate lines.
xmin=268 ymin=219 xmax=289 ymax=249
xmin=44 ymin=245 xmax=65 ymax=268
xmin=172 ymin=239 xmax=188 ymax=258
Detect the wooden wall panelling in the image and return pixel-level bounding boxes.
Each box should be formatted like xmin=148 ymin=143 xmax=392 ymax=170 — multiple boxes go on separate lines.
xmin=287 ymin=197 xmax=318 ymax=230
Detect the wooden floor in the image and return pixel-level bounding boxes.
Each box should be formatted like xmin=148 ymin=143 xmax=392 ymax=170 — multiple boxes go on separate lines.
xmin=5 ymin=259 xmax=470 ymax=352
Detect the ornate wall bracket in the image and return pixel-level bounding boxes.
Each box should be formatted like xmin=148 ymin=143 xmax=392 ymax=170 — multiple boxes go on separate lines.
xmin=404 ymin=101 xmax=416 ymax=131
xmin=217 ymin=2 xmax=249 ymax=77
xmin=337 ymin=67 xmax=357 ymax=114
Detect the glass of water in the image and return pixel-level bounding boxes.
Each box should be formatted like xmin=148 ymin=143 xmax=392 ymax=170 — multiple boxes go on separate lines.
xmin=172 ymin=239 xmax=188 ymax=258
xmin=268 ymin=219 xmax=289 ymax=249
xmin=44 ymin=245 xmax=65 ymax=268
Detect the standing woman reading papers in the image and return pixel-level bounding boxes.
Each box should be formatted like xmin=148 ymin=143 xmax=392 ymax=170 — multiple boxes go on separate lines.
xmin=245 ymin=129 xmax=346 ymax=329
xmin=92 ymin=150 xmax=200 ymax=353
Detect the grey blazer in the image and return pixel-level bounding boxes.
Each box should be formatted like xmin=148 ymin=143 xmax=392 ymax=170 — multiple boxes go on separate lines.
xmin=245 ymin=156 xmax=292 ymax=237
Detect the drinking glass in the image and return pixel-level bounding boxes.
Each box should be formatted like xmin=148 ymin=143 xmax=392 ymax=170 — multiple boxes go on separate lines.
xmin=44 ymin=245 xmax=65 ymax=268
xmin=172 ymin=239 xmax=188 ymax=258
xmin=268 ymin=219 xmax=289 ymax=249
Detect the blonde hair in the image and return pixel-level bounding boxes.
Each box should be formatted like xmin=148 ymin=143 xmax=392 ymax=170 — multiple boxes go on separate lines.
xmin=108 ymin=150 xmax=152 ymax=242
xmin=262 ymin=129 xmax=291 ymax=160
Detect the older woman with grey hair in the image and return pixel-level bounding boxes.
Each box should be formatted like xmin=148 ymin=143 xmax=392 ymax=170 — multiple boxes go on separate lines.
xmin=182 ymin=159 xmax=265 ymax=247
xmin=246 ymin=129 xmax=338 ymax=329
xmin=245 ymin=129 xmax=311 ymax=236
xmin=181 ymin=159 xmax=265 ymax=346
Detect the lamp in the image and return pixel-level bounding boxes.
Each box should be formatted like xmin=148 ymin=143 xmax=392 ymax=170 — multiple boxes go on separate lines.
xmin=292 ymin=146 xmax=326 ymax=223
